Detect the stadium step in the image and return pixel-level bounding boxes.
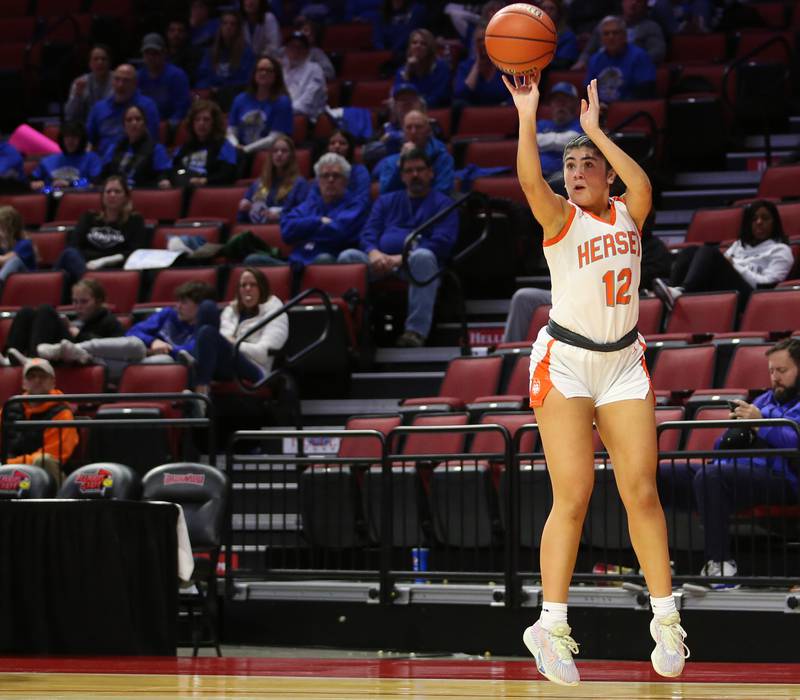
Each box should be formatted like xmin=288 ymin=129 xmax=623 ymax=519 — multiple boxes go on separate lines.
xmin=349 ymin=370 xmax=444 ymax=399
xmin=660 ymin=187 xmax=758 ymax=209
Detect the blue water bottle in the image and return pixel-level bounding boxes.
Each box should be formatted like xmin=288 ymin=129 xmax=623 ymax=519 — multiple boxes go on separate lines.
xmin=411 ymin=546 xmax=429 ymax=583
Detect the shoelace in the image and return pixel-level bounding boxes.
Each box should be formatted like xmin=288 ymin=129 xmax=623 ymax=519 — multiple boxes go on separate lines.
xmin=550 ymin=630 xmax=580 ymax=661
xmin=657 ymin=616 xmax=691 ymax=659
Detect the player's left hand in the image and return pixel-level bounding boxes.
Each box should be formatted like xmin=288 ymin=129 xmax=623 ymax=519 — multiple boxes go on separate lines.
xmin=580 ymin=78 xmax=602 ymax=137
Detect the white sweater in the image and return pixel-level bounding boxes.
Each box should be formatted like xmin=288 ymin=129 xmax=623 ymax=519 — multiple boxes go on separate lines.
xmin=724 ymin=238 xmax=795 ymax=287
xmin=220 ymin=296 xmax=288 ymax=372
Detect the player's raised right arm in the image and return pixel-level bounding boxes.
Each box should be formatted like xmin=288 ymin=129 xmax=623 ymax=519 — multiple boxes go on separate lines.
xmin=503 ymin=73 xmax=570 ymax=238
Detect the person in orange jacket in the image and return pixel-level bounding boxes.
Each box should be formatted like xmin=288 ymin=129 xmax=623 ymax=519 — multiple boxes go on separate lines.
xmin=2 ymin=358 xmax=79 ymax=486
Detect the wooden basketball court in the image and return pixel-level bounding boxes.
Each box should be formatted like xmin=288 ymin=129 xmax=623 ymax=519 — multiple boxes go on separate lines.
xmin=2 ymin=657 xmax=799 ymax=699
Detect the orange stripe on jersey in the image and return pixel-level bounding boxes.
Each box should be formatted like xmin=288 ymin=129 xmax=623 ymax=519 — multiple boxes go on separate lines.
xmin=529 ymin=338 xmax=556 ymax=407
xmin=543 ymin=206 xmax=576 ymax=248
xmin=576 ymin=198 xmax=617 ymax=226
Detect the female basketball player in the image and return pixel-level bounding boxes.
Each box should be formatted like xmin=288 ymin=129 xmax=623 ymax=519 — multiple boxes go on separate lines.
xmin=502 ymin=74 xmax=689 ymax=686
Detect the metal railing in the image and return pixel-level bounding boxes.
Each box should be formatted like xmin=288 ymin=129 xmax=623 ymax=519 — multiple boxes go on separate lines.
xmin=224 ymin=419 xmax=800 ymax=607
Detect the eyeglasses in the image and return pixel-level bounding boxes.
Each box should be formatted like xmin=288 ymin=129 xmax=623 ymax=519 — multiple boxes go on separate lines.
xmin=318 ymin=172 xmax=344 ymax=180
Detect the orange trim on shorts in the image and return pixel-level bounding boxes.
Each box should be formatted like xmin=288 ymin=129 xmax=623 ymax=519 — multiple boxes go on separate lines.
xmin=543 ymin=206 xmax=576 ymax=248
xmin=638 ymin=338 xmax=654 ymax=395
xmin=529 ymin=338 xmax=556 ymax=407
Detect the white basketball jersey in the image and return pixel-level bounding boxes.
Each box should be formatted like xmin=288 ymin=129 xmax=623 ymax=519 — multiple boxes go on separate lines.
xmin=544 ymin=197 xmax=642 ymax=344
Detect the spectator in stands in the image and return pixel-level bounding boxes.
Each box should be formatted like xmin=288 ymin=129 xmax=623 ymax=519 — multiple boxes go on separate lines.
xmin=166 ymin=18 xmax=202 ymax=84
xmin=64 ymin=44 xmax=114 ymax=124
xmin=537 ymin=82 xmax=583 ymax=178
xmin=4 ymin=278 xmax=123 ymax=363
xmin=53 ymin=175 xmax=148 ymax=284
xmin=346 ymin=0 xmax=383 ymax=24
xmin=0 ymin=141 xmax=26 ymax=193
xmin=338 ymin=148 xmax=458 ymax=347
xmin=86 ymin=64 xmax=161 ymax=156
xmin=453 ymin=24 xmax=508 ymax=106
xmin=241 ymin=0 xmax=282 ymax=57
xmin=445 ymin=0 xmax=504 ymax=59
xmin=165 ymin=100 xmax=239 ymax=187
xmin=38 ymin=281 xmax=216 ymax=378
xmin=653 ymin=200 xmax=794 ymax=313
xmin=189 ymin=0 xmax=219 ymax=48
xmin=196 ymin=10 xmax=257 ymax=97
xmin=393 ymin=29 xmax=451 ymax=108
xmin=585 ymin=16 xmax=657 ymax=104
xmin=227 ymin=55 xmax=293 ymax=155
xmin=289 ymin=15 xmax=336 ymax=81
xmin=574 ymin=0 xmax=666 ymax=70
xmin=361 ymin=82 xmax=427 ymax=169
xmin=247 ymin=153 xmax=370 ymax=269
xmin=503 ymin=216 xmax=671 ymax=342
xmin=281 ymin=31 xmax=327 ymax=121
xmin=374 ymin=0 xmax=427 ymax=63
xmin=190 ymin=267 xmax=289 ymax=397
xmin=658 ymin=338 xmax=800 ymax=584
xmin=373 ymin=108 xmax=454 ymax=194
xmin=99 ymin=105 xmax=173 ymax=188
xmin=238 ymin=134 xmax=309 ymax=224
xmin=137 ymin=33 xmax=192 ymax=136
xmin=319 ymin=129 xmax=371 ymax=205
xmin=30 ymin=122 xmax=102 ymax=191
xmin=536 ymin=0 xmax=579 ymax=69
xmin=1 ymin=358 xmax=79 ymax=487
xmin=0 ymin=205 xmax=35 ymax=291
xmin=649 ymin=0 xmax=713 ymax=36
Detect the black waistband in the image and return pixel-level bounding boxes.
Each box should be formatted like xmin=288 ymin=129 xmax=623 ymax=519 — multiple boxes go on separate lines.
xmin=546 ymin=319 xmax=639 ymax=352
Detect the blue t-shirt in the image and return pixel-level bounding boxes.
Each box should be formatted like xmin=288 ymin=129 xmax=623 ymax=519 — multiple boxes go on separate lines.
xmin=393 ymin=58 xmax=452 ymax=108
xmin=31 ymin=151 xmax=102 ymax=187
xmin=453 ymin=58 xmax=508 ymax=106
xmin=100 ymin=141 xmax=173 ymax=187
xmin=587 ymin=44 xmax=656 ymax=103
xmin=86 ymin=92 xmax=161 ymax=154
xmin=137 ymin=63 xmax=191 ymax=127
xmin=238 ymin=176 xmax=309 ymax=224
xmin=228 ymin=92 xmax=293 ymax=146
xmin=126 ymin=307 xmax=196 ymax=356
xmin=196 ymin=45 xmax=256 ymax=89
xmin=374 ymin=3 xmax=427 ymax=57
xmin=375 ymin=137 xmax=454 ymax=195
xmin=0 ymin=142 xmax=24 ymax=183
xmin=537 ymin=117 xmax=583 ymax=176
xmin=5 ymin=239 xmax=36 ymax=270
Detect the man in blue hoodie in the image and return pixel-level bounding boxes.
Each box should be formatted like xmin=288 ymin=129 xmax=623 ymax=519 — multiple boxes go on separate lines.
xmin=658 ymin=338 xmax=800 ymax=585
xmin=37 ymin=281 xmax=216 ymax=380
xmin=338 ymin=148 xmax=458 ymax=347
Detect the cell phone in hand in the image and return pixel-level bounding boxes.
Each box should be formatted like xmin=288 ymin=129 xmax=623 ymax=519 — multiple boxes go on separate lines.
xmin=728 ymin=400 xmax=739 ymax=415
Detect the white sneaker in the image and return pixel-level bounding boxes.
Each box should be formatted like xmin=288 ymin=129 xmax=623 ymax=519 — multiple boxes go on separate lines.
xmin=59 ymin=339 xmax=91 ymax=364
xmin=700 ymin=559 xmax=739 ymax=589
xmin=652 ymin=278 xmax=683 ymax=311
xmin=523 ymin=620 xmax=580 ymax=686
xmin=36 ymin=342 xmax=62 ymax=361
xmin=650 ymin=611 xmax=689 ymax=677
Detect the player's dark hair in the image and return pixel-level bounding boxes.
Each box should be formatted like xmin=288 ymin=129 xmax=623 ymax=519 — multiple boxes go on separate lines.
xmin=562 ymin=134 xmax=610 ymax=171
xmin=400 ymin=148 xmax=432 ymax=169
xmin=740 ymin=199 xmax=787 ymax=246
xmin=767 ymin=338 xmax=800 ymax=367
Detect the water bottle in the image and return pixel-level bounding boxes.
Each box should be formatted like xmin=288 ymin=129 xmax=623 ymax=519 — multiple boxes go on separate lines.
xmin=411 ymin=547 xmax=429 ymax=583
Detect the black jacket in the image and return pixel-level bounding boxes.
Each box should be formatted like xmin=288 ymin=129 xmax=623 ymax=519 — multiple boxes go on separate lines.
xmin=75 ymin=306 xmax=124 ymax=342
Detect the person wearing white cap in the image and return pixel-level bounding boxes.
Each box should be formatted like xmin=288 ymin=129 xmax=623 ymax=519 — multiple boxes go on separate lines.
xmin=0 ymin=358 xmax=78 ymax=486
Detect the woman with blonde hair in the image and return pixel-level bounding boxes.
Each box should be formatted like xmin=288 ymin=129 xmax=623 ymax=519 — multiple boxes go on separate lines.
xmin=238 ymin=134 xmax=308 ymax=224
xmin=196 ymin=10 xmax=256 ymax=91
xmin=393 ymin=28 xmax=451 ymax=108
xmin=0 ymin=205 xmax=35 ymax=290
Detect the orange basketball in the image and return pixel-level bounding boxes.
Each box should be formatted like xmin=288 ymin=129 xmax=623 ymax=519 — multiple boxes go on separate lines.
xmin=484 ymin=3 xmax=557 ymax=75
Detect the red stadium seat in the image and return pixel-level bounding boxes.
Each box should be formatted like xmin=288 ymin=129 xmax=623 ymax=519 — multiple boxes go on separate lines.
xmin=722 ymin=343 xmax=772 ymax=391
xmin=338 ymin=414 xmax=403 ymax=461
xmin=472 ymin=176 xmax=526 ymax=205
xmin=0 ymin=194 xmax=47 ymax=227
xmin=229 ymin=223 xmax=291 ymax=257
xmin=684 ymin=406 xmax=730 ymax=452
xmin=0 ymin=271 xmax=64 ymax=310
xmin=665 ymin=292 xmax=738 ymax=335
xmin=401 ymin=355 xmax=504 ymax=411
xmin=456 ymin=106 xmax=518 ymax=138
xmin=668 ymin=33 xmax=727 ymax=64
xmin=542 ymin=69 xmax=585 ymax=98
xmin=53 ymin=191 xmax=102 ymax=223
xmin=0 ymin=42 xmax=30 ymax=71
xmin=639 ymin=297 xmax=664 ymax=335
xmin=55 ymin=365 xmax=106 ymax=395
xmin=339 ymin=50 xmax=393 ymax=80
xmin=401 ymin=412 xmax=470 ymax=458
xmin=29 ymin=231 xmax=66 ymax=268
xmin=735 ymin=30 xmax=794 ymax=62
xmin=470 ymin=353 xmax=532 ymax=410
xmin=428 ymin=108 xmax=452 ymax=141
xmin=81 ymin=270 xmax=141 ymax=314
xmin=758 ymin=165 xmax=800 ymax=200
xmin=151 ymin=225 xmax=220 ymax=249
xmin=655 ymin=406 xmax=685 ymax=452
xmin=474 ymin=411 xmax=538 ymax=455
xmin=130 ymin=188 xmax=183 ymax=223
xmin=462 ymin=140 xmax=518 ymax=171
xmin=777 ymin=202 xmax=800 ymax=237
xmin=225 ymin=265 xmax=292 ymax=303
xmin=0 ymin=17 xmax=37 ymax=42
xmin=321 ymin=23 xmax=373 ymax=52
xmin=739 ymin=288 xmax=800 ymax=333
xmin=607 ymin=99 xmax=666 ymax=132
xmin=651 ymin=345 xmax=716 ymax=392
xmin=0 ymin=366 xmax=22 ymax=406
xmin=0 ymin=1 xmax=31 ymax=18
xmin=349 ymin=79 xmax=393 ymax=108
xmin=185 ymin=186 xmax=247 ymax=227
xmin=685 ymin=206 xmax=743 ymax=244
xmin=134 ymin=267 xmax=218 ymax=310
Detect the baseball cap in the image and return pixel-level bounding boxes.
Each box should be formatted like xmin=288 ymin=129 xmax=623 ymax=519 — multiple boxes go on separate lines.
xmin=23 ymin=357 xmax=55 ymax=379
xmin=141 ymin=33 xmax=166 ymax=53
xmin=392 ymin=82 xmax=419 ymax=98
xmin=550 ymin=81 xmax=579 ymax=99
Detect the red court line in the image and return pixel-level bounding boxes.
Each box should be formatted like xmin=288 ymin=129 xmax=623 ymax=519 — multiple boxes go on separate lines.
xmin=0 ymin=658 xmax=799 ymax=684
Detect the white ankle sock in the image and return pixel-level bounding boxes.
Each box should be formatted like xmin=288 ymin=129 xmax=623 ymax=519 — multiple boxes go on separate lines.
xmin=539 ymin=601 xmax=568 ymax=630
xmin=650 ymin=594 xmax=677 ymax=619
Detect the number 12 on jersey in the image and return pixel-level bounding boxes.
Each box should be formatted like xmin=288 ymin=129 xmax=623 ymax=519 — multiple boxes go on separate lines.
xmin=602 ymin=268 xmax=632 ymax=307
